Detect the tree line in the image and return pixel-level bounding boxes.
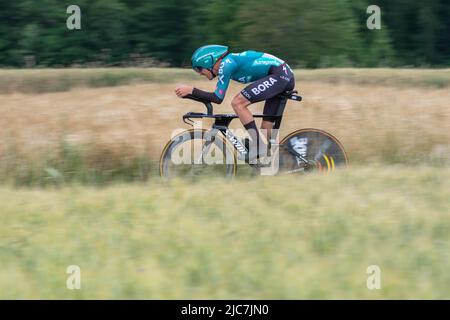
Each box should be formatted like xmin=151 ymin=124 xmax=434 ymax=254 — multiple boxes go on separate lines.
xmin=0 ymin=0 xmax=448 ymax=68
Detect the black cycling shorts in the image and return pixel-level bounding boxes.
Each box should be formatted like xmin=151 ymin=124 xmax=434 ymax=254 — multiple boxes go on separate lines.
xmin=241 ymin=63 xmax=295 ymax=122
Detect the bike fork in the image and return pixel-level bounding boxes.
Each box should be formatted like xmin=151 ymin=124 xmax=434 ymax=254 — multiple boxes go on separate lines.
xmin=195 ymin=129 xmax=218 ymax=164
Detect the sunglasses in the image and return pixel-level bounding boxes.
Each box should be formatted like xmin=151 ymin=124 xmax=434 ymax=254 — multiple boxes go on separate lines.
xmin=194 ymin=66 xmax=204 ymax=72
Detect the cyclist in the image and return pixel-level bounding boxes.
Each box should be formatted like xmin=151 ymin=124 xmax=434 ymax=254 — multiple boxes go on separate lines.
xmin=175 ymin=45 xmax=295 ymax=160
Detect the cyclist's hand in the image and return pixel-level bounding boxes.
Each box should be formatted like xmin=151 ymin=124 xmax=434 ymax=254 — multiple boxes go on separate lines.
xmin=175 ymin=85 xmax=193 ymax=98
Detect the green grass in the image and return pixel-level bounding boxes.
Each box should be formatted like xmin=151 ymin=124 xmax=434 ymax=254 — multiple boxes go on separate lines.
xmin=0 ymin=166 xmax=448 ymax=299
xmin=1 ymin=68 xmax=450 ymax=93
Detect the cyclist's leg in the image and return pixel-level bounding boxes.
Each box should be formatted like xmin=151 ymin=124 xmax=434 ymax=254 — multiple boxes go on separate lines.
xmin=261 ymin=75 xmax=295 ymax=139
xmin=235 ymin=64 xmax=295 ymax=159
xmin=261 ymin=97 xmax=280 ymax=140
xmin=231 ymin=93 xmax=253 ymax=125
xmin=231 ymin=93 xmax=266 ymax=160
xmin=236 ymin=74 xmax=288 ymax=153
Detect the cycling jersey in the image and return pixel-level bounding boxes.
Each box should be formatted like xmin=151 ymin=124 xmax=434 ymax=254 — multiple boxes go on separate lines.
xmin=191 ymin=50 xmax=295 ymax=122
xmin=214 ymin=50 xmax=292 ymax=100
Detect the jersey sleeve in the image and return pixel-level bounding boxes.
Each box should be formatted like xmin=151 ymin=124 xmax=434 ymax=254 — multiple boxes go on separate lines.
xmin=214 ymin=57 xmax=237 ymax=100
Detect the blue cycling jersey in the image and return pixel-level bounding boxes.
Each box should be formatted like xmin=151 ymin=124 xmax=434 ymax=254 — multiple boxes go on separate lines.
xmin=214 ymin=50 xmax=290 ymax=100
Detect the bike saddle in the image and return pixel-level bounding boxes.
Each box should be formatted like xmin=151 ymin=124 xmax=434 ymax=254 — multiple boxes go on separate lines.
xmin=278 ymin=90 xmax=302 ymax=101
xmin=283 ymin=90 xmax=298 ymax=96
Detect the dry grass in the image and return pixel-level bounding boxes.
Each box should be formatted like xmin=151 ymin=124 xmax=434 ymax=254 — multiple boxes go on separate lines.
xmin=299 ymin=68 xmax=450 ymax=88
xmin=0 ymin=68 xmax=449 ymax=94
xmin=0 ymin=68 xmax=449 ymax=183
xmin=0 ymin=68 xmax=197 ymax=94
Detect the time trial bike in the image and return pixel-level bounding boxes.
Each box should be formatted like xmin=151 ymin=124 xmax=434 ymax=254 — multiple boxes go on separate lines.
xmin=159 ymin=90 xmax=348 ymax=178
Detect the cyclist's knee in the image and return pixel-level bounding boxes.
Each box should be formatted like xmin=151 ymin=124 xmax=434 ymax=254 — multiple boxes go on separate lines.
xmin=231 ymin=94 xmax=250 ymax=112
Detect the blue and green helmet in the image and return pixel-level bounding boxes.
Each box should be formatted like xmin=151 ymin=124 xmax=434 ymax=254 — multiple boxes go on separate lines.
xmin=191 ymin=45 xmax=229 ymax=73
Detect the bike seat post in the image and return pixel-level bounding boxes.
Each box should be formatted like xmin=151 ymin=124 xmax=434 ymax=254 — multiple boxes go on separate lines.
xmin=270 ymin=96 xmax=288 ymax=144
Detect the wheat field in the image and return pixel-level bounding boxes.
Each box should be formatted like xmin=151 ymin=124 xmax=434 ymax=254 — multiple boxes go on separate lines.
xmin=0 ymin=68 xmax=449 ymax=185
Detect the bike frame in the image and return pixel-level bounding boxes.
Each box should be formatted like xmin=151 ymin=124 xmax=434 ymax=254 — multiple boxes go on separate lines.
xmin=160 ymin=90 xmax=348 ymax=177
xmin=182 ymin=91 xmax=302 ymax=159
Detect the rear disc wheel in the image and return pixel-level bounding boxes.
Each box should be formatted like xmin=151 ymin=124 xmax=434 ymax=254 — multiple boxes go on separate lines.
xmin=277 ymin=128 xmax=348 ymax=175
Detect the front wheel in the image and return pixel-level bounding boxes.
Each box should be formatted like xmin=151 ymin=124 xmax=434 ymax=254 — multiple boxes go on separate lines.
xmin=275 ymin=128 xmax=348 ymax=174
xmin=159 ymin=129 xmax=237 ymax=179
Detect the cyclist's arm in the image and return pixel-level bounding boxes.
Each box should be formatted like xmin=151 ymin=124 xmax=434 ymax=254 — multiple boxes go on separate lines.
xmin=191 ymin=57 xmax=236 ymax=104
xmin=191 ymin=88 xmax=223 ymax=104
xmin=214 ymin=57 xmax=235 ymax=101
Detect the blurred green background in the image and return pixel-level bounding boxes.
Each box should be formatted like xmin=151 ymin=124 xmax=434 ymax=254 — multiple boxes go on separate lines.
xmin=1 ymin=167 xmax=449 ymax=299
xmin=1 ymin=0 xmax=449 ymax=68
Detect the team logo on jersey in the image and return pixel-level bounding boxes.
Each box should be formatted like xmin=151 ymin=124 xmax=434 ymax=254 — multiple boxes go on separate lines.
xmin=218 ymin=62 xmax=225 ymax=84
xmin=252 ymin=60 xmax=274 ymax=66
xmin=250 ymin=77 xmax=278 ymax=95
xmin=241 ymin=90 xmax=252 ymax=100
xmin=238 ymin=76 xmax=251 ymax=83
xmin=218 ymin=59 xmax=232 ymax=84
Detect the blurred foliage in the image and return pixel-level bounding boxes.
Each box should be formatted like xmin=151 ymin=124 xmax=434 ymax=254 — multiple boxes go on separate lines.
xmin=0 ymin=0 xmax=449 ymax=67
xmin=0 ymin=167 xmax=449 ymax=298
